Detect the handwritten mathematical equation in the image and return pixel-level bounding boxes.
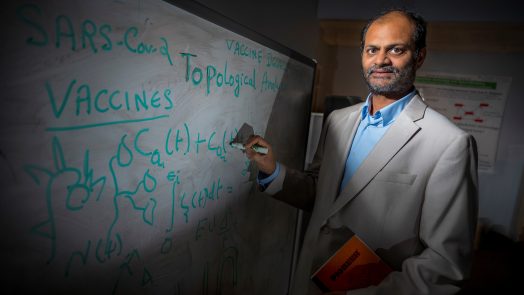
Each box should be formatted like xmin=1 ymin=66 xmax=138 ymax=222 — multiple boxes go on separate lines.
xmin=24 ymin=128 xmax=246 ymax=291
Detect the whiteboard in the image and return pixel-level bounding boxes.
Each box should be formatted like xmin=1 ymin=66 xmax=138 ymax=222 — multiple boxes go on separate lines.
xmin=0 ymin=0 xmax=315 ymax=294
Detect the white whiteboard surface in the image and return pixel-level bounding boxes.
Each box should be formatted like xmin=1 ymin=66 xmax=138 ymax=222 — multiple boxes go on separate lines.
xmin=0 ymin=0 xmax=315 ymax=293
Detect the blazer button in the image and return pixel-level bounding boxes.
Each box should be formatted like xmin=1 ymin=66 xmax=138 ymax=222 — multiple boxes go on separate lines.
xmin=321 ymin=226 xmax=330 ymax=235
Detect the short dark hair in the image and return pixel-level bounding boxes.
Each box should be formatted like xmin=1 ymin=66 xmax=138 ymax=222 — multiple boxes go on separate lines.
xmin=360 ymin=8 xmax=427 ymax=54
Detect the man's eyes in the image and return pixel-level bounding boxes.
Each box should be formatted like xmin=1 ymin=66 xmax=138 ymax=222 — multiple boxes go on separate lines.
xmin=366 ymin=48 xmax=378 ymax=54
xmin=365 ymin=47 xmax=406 ymax=55
xmin=389 ymin=47 xmax=405 ymax=54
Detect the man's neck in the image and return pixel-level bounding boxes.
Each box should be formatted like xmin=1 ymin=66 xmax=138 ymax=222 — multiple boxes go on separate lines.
xmin=370 ymin=96 xmax=395 ymax=115
xmin=370 ymin=89 xmax=413 ymax=115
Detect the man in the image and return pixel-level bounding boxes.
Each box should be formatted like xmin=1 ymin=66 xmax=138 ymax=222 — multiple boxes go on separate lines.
xmin=246 ymin=9 xmax=478 ymax=295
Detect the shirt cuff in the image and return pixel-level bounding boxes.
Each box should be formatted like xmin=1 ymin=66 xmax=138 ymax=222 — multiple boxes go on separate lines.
xmin=257 ymin=162 xmax=281 ymax=189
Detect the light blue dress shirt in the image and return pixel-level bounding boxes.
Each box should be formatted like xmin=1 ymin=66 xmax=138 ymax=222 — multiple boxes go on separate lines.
xmin=258 ymin=89 xmax=416 ymax=191
xmin=338 ymin=90 xmax=416 ymax=191
xmin=258 ymin=162 xmax=281 ymax=189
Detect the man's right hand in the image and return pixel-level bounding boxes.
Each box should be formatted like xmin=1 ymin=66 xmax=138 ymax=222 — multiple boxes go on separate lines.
xmin=244 ymin=135 xmax=276 ymax=175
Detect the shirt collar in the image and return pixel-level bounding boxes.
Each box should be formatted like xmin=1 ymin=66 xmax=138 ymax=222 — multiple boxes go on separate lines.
xmin=361 ymin=89 xmax=417 ymax=126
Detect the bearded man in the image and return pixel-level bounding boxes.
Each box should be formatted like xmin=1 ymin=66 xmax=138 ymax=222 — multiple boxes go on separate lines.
xmin=245 ymin=9 xmax=479 ymax=295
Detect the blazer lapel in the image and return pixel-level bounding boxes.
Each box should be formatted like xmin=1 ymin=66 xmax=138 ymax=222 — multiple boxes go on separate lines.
xmin=326 ymin=96 xmax=427 ymax=219
xmin=330 ymin=107 xmax=363 ymax=193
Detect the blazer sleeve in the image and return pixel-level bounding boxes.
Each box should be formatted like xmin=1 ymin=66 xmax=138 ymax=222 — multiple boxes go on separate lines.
xmin=351 ymin=133 xmax=479 ymax=295
xmin=263 ymin=108 xmax=336 ymax=212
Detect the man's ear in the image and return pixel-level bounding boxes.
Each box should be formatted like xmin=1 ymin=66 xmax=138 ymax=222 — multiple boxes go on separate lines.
xmin=416 ymin=48 xmax=427 ymax=69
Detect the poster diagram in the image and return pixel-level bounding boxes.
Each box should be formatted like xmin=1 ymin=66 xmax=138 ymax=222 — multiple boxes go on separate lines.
xmin=452 ymin=102 xmax=491 ymax=124
xmin=415 ymin=72 xmax=512 ymax=172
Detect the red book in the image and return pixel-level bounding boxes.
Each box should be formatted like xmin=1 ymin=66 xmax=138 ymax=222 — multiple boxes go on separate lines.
xmin=311 ymin=235 xmax=392 ymax=292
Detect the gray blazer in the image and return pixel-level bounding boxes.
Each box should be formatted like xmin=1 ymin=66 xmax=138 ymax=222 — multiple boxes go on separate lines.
xmin=265 ymin=95 xmax=478 ymax=295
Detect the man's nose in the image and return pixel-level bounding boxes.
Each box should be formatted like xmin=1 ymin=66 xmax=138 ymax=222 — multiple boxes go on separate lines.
xmin=375 ymin=51 xmax=392 ymax=66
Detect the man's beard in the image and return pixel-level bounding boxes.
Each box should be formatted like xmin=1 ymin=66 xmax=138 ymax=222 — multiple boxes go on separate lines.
xmin=363 ymin=58 xmax=417 ymax=96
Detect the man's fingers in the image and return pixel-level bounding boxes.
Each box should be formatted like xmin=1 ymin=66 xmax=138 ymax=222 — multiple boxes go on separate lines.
xmin=245 ymin=135 xmax=262 ymax=148
xmin=245 ymin=147 xmax=256 ymax=159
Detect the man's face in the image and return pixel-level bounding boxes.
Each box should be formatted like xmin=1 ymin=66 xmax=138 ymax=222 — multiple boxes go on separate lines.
xmin=361 ymin=12 xmax=425 ymax=97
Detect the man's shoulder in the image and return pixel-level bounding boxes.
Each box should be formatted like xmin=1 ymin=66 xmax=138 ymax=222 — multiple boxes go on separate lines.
xmin=329 ymin=102 xmax=364 ymax=120
xmin=419 ymin=103 xmax=470 ymax=138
